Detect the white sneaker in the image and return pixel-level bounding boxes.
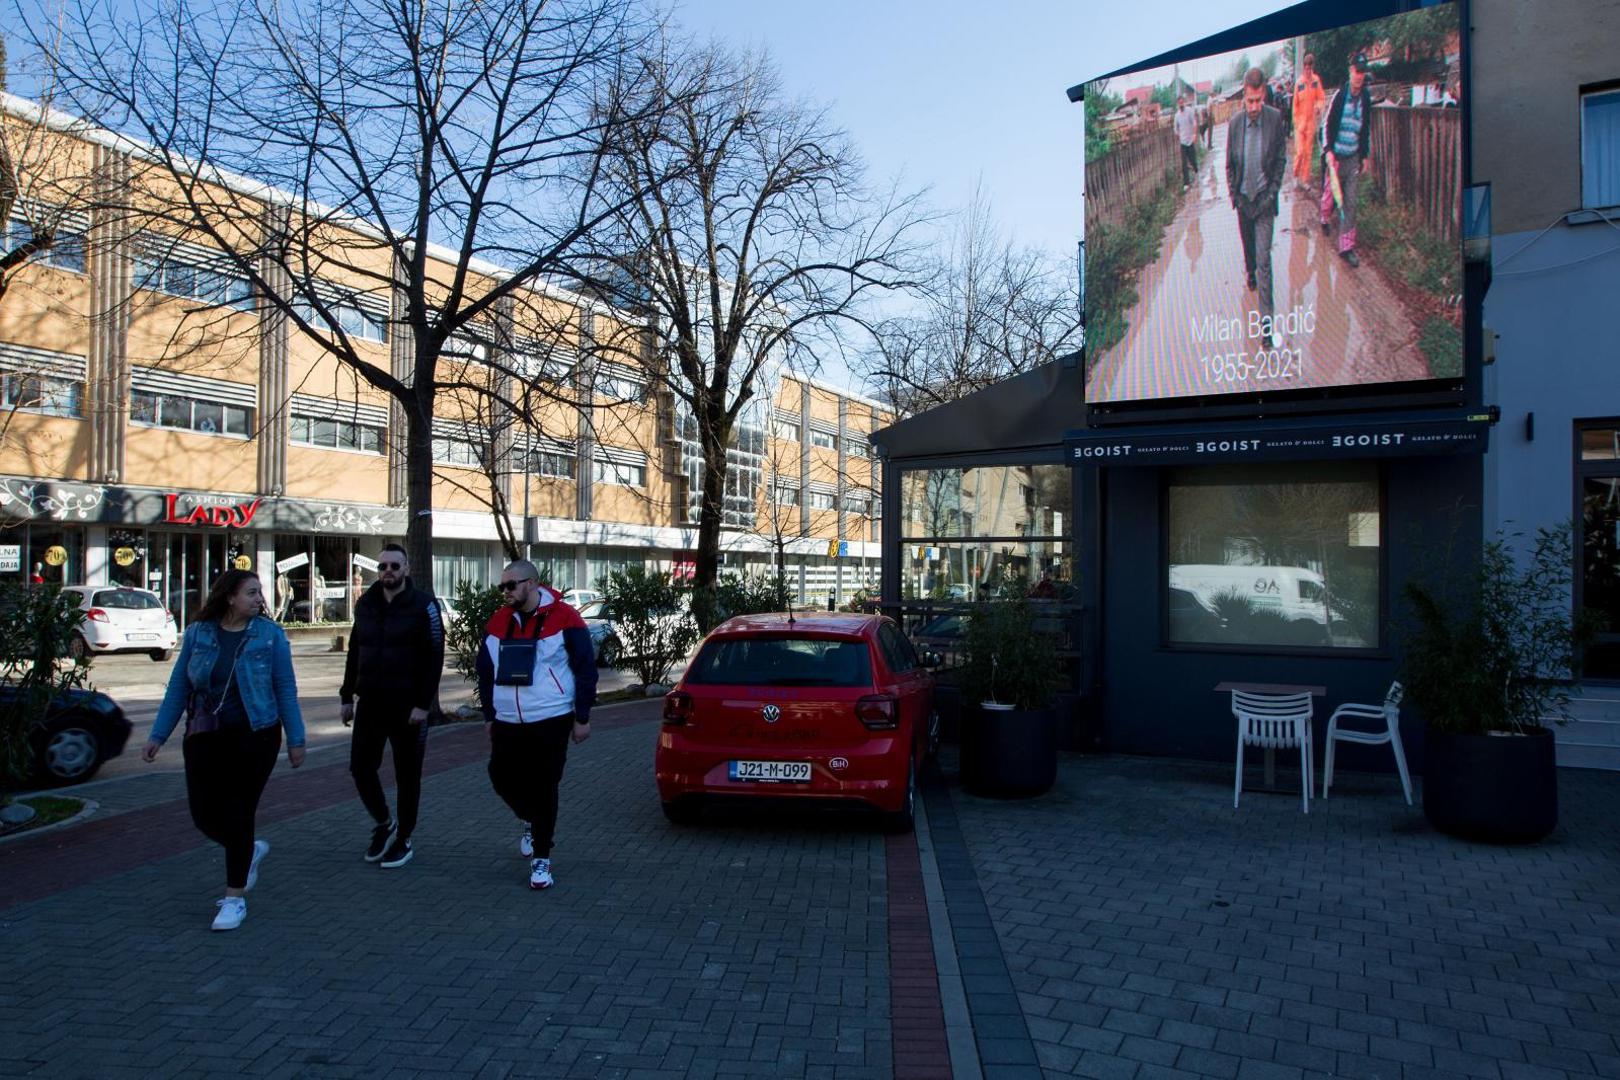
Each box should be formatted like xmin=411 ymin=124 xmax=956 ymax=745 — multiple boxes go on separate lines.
xmin=528 ymin=857 xmax=553 ymax=890
xmin=519 ymin=828 xmax=533 ymax=858
xmin=212 ymin=897 xmax=247 ymax=931
xmin=245 ymin=840 xmax=270 ymax=891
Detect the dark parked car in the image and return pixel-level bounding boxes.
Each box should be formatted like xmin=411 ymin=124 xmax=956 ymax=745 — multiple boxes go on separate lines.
xmin=2 ymin=686 xmax=133 ymax=786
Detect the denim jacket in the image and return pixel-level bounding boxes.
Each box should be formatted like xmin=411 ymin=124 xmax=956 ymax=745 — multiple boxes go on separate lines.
xmin=150 ymin=616 xmax=306 ymax=747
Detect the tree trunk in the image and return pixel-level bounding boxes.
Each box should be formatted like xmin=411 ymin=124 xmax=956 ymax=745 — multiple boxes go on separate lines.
xmin=404 ymin=387 xmax=436 ymax=596
xmin=692 ymin=407 xmax=729 ymax=631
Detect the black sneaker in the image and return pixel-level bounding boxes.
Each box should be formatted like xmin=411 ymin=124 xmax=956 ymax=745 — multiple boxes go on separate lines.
xmin=379 ymin=837 xmax=413 ymax=869
xmin=364 ymin=820 xmax=396 ymax=862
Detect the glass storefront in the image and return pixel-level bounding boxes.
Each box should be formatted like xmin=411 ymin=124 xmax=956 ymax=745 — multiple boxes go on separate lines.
xmin=0 ymin=524 xmax=86 ymax=587
xmin=1579 ymin=424 xmax=1620 ymax=678
xmin=1165 ymin=463 xmax=1382 ymax=650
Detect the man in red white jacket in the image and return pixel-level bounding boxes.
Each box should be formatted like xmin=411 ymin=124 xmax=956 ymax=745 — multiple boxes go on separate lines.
xmin=476 ymin=560 xmax=598 ymax=890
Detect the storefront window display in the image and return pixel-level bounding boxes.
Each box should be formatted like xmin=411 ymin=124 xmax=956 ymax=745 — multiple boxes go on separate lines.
xmin=1165 ymin=463 xmax=1381 ymax=650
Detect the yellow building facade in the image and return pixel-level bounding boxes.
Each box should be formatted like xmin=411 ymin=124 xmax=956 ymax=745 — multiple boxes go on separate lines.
xmin=0 ymin=97 xmax=887 ymax=623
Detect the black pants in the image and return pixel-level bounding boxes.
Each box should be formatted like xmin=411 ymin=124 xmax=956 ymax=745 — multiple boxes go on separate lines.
xmin=183 ymin=725 xmax=280 ymax=889
xmin=350 ymin=699 xmax=429 ymax=839
xmin=488 ymin=716 xmax=572 ymax=859
xmin=1236 ymin=203 xmax=1276 ymax=319
xmin=1181 ymin=142 xmax=1198 ymax=185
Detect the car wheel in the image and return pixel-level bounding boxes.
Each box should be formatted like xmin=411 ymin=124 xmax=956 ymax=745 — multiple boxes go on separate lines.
xmin=38 ymin=723 xmax=104 ymax=785
xmin=149 ymin=649 xmax=172 ymax=662
xmin=883 ymin=759 xmax=917 ymax=834
xmin=598 ymin=636 xmax=622 ymax=668
xmin=67 ymin=635 xmax=90 ymax=662
xmin=661 ymin=797 xmax=703 ymax=825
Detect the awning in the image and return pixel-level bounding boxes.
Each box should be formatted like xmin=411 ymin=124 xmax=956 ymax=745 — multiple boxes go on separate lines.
xmin=1065 ymin=409 xmax=1493 ymax=467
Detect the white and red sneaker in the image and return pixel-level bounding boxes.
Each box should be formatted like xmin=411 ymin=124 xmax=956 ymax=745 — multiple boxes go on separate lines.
xmin=528 ymin=857 xmax=553 ymax=890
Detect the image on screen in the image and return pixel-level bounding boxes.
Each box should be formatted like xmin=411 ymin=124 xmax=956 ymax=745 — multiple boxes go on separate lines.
xmin=1082 ymin=3 xmax=1462 ymax=405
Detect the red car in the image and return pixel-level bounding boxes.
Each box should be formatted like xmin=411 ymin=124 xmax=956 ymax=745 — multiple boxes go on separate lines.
xmin=656 ymin=612 xmax=937 ymax=831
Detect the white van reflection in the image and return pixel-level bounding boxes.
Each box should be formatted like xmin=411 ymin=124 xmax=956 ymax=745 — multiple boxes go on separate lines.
xmin=1168 ymin=564 xmax=1368 ymax=647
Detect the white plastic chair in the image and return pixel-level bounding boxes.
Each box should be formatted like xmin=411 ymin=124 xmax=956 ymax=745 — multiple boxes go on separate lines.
xmin=1322 ymin=681 xmax=1411 ymax=805
xmin=1232 ymin=690 xmax=1314 ymax=813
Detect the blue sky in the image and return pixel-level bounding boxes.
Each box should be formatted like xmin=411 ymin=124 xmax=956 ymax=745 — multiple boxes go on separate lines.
xmin=673 ymin=0 xmax=1294 ymax=259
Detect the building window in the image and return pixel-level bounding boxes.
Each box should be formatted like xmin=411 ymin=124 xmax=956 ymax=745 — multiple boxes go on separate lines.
xmin=808 ymin=490 xmax=836 ymax=511
xmin=773 ymin=482 xmax=800 ymax=506
xmin=432 ymin=436 xmax=486 ymax=468
xmin=810 ymin=428 xmax=837 ymax=451
xmin=1583 ymin=86 xmax=1620 ymax=210
xmin=290 ymin=414 xmax=385 ymax=454
xmin=521 ymin=449 xmax=576 ymax=479
xmin=135 ymin=249 xmax=253 ymax=311
xmin=1166 ymin=463 xmax=1381 ymax=650
xmin=843 ymin=492 xmax=872 ymax=515
xmin=292 ymin=297 xmax=389 ymax=343
xmin=847 ymin=438 xmax=870 ymax=459
xmin=1 ymin=219 xmax=86 ymax=274
xmin=592 ymin=457 xmax=646 ymax=487
xmin=131 ymin=389 xmax=252 ymax=437
xmin=1 ymin=372 xmax=83 ymax=417
xmin=773 ymin=416 xmax=800 ymax=441
xmin=594 ymin=365 xmax=648 ymax=403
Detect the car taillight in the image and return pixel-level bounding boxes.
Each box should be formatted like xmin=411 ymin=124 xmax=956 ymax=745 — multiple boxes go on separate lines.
xmin=663 ymin=690 xmax=694 ymax=726
xmin=164 ymin=610 xmax=176 ymax=624
xmin=86 ymin=608 xmax=111 ymax=623
xmin=856 ymin=694 xmax=898 ymax=730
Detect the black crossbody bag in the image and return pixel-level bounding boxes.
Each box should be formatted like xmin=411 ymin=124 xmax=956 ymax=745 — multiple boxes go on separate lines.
xmin=184 ymin=636 xmax=248 ymax=738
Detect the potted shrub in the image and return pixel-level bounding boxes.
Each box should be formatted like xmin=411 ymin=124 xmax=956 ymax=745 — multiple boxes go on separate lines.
xmin=959 ymin=595 xmax=1060 ymax=798
xmin=1401 ymin=524 xmax=1599 ymax=843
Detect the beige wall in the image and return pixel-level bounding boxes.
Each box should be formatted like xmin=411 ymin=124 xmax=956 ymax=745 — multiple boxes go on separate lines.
xmin=1473 ymin=0 xmax=1620 ymax=234
xmin=283 ymin=446 xmax=388 ymax=504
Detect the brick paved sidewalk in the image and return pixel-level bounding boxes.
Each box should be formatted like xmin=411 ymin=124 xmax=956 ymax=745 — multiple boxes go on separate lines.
xmin=0 ymin=713 xmax=933 ymax=1079
xmin=942 ymin=752 xmax=1620 ymax=1080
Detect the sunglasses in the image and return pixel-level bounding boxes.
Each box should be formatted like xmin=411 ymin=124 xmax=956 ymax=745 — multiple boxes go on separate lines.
xmin=499 ymin=578 xmax=534 ymax=592
xmin=377 ymin=561 xmax=403 ymax=570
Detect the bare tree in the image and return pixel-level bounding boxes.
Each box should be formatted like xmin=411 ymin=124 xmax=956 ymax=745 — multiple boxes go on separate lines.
xmin=578 ymin=36 xmax=927 ymax=626
xmin=862 ymin=188 xmax=1081 ymax=416
xmin=25 ymin=0 xmax=669 ymax=577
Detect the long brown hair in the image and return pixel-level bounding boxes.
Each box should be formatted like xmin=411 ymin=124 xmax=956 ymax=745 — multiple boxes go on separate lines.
xmin=195 ymin=569 xmax=265 ymax=624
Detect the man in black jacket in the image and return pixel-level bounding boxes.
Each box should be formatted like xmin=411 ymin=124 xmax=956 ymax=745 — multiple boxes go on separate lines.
xmin=1225 ymin=66 xmax=1288 ymax=350
xmin=340 ymin=543 xmax=445 ymax=868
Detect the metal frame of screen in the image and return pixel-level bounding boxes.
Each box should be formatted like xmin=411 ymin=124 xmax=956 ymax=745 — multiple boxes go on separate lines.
xmin=1073 ymin=0 xmax=1476 ymax=427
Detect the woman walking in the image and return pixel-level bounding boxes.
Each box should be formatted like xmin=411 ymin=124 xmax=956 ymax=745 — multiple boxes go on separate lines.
xmin=142 ymin=570 xmax=305 ymax=930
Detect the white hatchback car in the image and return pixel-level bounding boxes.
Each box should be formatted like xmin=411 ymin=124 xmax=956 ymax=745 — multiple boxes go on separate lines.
xmin=60 ymin=585 xmax=179 ymax=662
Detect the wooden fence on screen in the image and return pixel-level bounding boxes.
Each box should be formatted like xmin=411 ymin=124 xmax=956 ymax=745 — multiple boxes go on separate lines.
xmin=1086 ymin=125 xmax=1180 ymax=233
xmin=1366 ymin=104 xmax=1461 ymax=246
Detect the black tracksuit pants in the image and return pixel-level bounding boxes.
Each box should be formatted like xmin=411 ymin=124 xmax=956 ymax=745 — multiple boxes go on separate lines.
xmin=487 ymin=716 xmax=572 ymax=859
xmin=183 ymin=725 xmax=281 ymax=889
xmin=350 ymin=699 xmax=428 ymax=839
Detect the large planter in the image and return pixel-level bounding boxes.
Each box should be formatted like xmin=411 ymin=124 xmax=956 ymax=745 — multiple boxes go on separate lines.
xmin=960 ymin=702 xmax=1058 ymax=799
xmin=1423 ymin=726 xmax=1558 ymax=844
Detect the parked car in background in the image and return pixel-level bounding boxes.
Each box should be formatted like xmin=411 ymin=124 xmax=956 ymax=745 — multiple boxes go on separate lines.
xmin=655 ymin=612 xmax=937 ymax=831
xmin=59 ymin=586 xmax=179 ymax=661
xmin=563 ymin=588 xmax=601 ymax=609
xmin=575 ymin=599 xmax=622 ymax=666
xmin=3 ymin=685 xmax=133 ymax=786
xmin=909 ymin=612 xmax=968 ymax=668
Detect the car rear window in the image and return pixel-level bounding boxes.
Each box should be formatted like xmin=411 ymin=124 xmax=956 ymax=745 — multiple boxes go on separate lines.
xmin=92 ymin=589 xmax=163 ymax=610
xmin=684 ymin=636 xmax=873 ymax=688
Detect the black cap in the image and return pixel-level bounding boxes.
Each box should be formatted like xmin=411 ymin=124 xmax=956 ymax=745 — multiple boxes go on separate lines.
xmin=1352 ymin=51 xmax=1370 ymax=72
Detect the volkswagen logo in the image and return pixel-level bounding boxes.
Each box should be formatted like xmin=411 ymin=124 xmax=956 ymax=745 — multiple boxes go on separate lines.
xmin=761 ymin=704 xmax=781 ymax=724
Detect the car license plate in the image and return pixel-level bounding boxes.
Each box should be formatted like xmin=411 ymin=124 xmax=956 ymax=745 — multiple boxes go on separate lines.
xmin=128 ymin=633 xmax=157 ymax=642
xmin=728 ymin=760 xmax=811 ymax=783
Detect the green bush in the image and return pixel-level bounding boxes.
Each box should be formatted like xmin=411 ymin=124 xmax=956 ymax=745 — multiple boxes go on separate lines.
xmin=715 ymin=572 xmax=793 ymax=621
xmin=0 ymin=584 xmax=92 ymax=797
xmin=445 ymin=579 xmax=507 ymax=705
xmin=963 ymin=596 xmax=1058 ymax=710
xmin=1402 ymin=524 xmax=1601 ymax=735
xmin=599 ymin=566 xmax=698 ymax=686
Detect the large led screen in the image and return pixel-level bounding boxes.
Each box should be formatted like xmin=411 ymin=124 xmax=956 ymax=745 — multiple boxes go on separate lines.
xmin=1083 ymin=4 xmax=1462 ymax=404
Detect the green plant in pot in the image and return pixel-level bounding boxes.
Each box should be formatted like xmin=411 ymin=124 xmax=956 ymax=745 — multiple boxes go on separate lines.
xmin=1401 ymin=523 xmax=1599 ymax=843
xmin=960 ymin=595 xmax=1060 ymax=798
